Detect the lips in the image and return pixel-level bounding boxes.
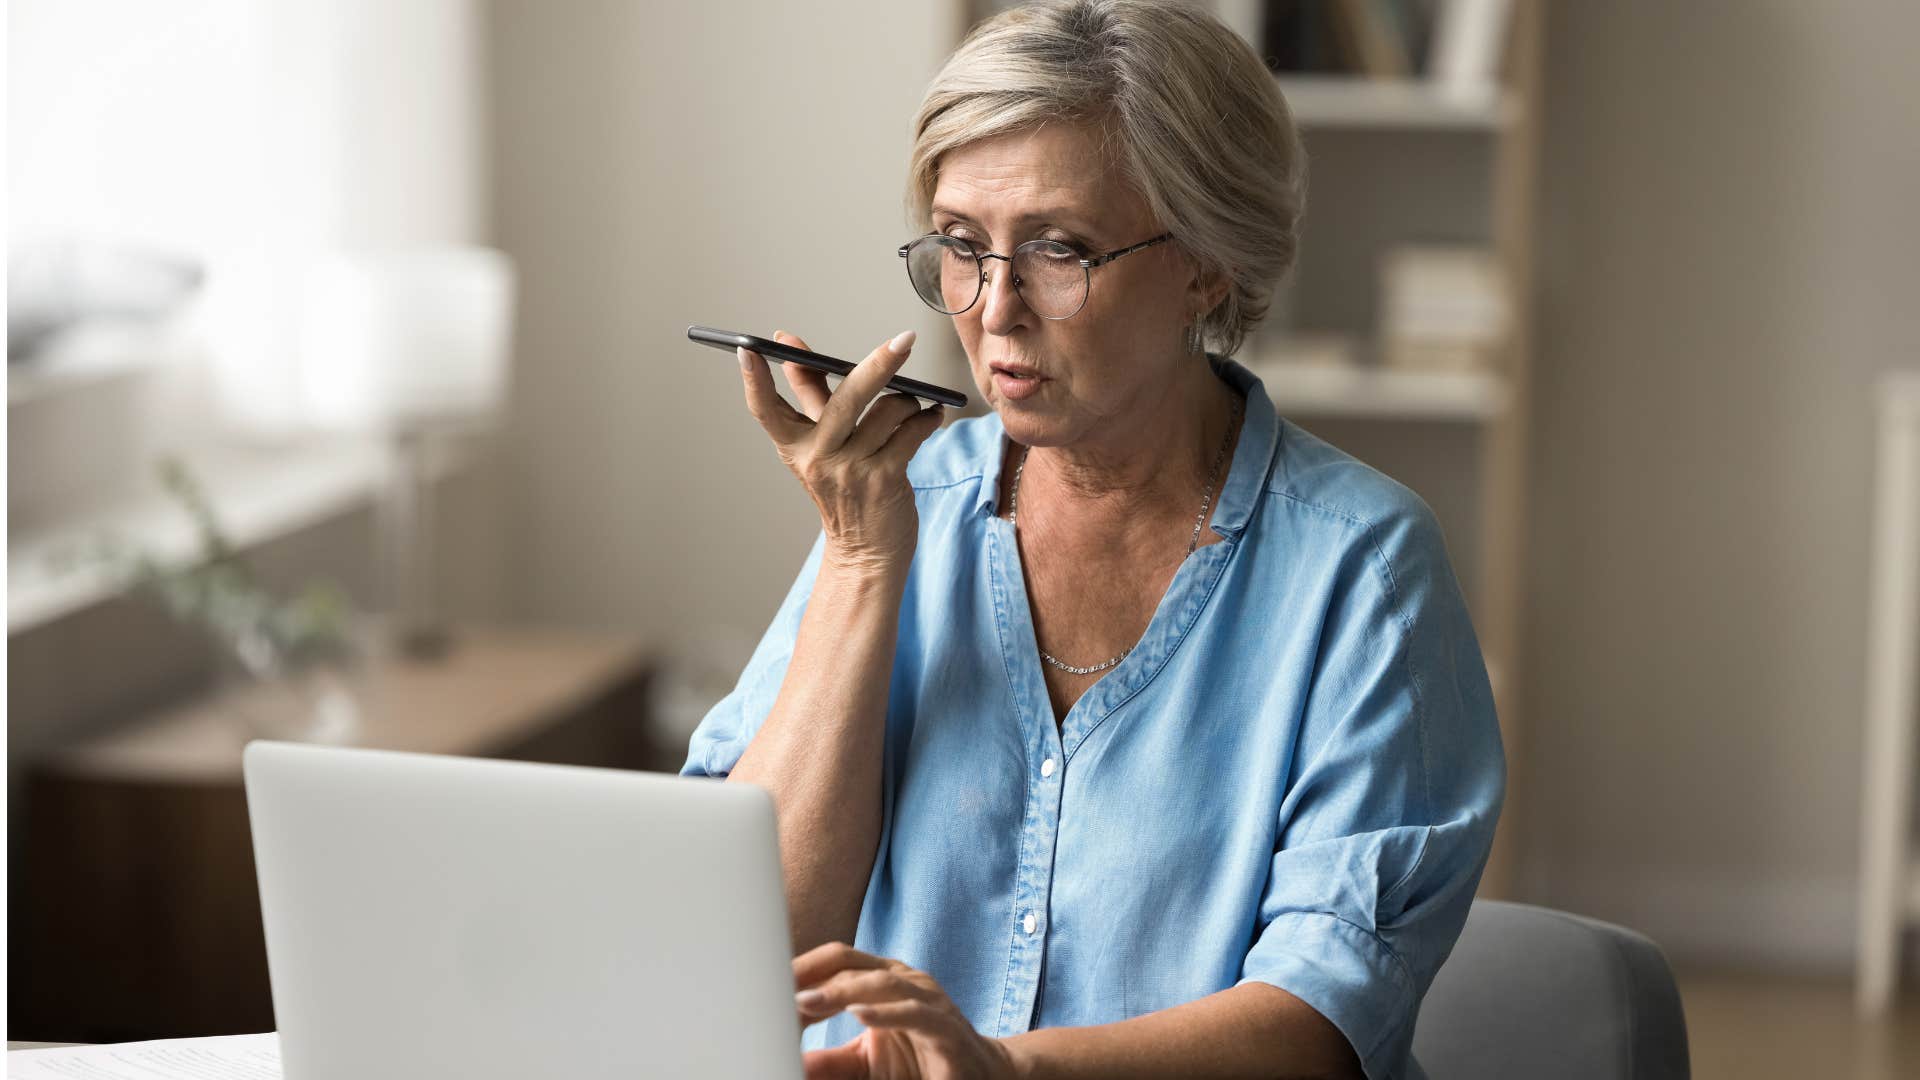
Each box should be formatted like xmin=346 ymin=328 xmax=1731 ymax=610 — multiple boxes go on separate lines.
xmin=990 ymin=363 xmax=1043 ymax=379
xmin=991 ymin=366 xmax=1047 ymax=401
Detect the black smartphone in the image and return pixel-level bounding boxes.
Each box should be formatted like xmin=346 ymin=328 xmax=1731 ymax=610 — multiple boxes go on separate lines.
xmin=686 ymin=324 xmax=969 ymax=409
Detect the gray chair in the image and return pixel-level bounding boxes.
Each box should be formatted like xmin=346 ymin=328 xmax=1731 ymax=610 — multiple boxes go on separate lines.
xmin=1411 ymin=900 xmax=1691 ymax=1079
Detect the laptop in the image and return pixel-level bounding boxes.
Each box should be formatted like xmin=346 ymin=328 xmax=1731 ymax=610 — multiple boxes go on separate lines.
xmin=243 ymin=740 xmax=804 ymax=1079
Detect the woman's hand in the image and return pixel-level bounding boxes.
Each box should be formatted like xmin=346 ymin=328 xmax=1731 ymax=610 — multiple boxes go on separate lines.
xmin=740 ymin=329 xmax=945 ymax=573
xmin=794 ymin=942 xmax=1021 ymax=1080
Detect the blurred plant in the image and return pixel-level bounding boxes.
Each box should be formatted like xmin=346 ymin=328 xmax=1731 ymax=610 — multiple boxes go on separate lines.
xmin=55 ymin=456 xmax=358 ymax=671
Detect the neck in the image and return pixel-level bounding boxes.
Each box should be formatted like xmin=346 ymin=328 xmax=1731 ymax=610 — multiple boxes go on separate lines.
xmin=1016 ymin=355 xmax=1241 ymax=537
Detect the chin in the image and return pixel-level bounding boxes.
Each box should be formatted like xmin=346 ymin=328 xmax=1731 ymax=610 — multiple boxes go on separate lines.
xmin=995 ymin=410 xmax=1075 ymax=449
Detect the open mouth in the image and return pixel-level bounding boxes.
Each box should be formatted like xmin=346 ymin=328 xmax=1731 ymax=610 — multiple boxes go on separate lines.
xmin=990 ymin=364 xmax=1044 ymax=381
xmin=991 ymin=366 xmax=1048 ymax=399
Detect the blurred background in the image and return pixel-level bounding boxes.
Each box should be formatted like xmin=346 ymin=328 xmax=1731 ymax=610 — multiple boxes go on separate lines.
xmin=7 ymin=0 xmax=1919 ymax=1074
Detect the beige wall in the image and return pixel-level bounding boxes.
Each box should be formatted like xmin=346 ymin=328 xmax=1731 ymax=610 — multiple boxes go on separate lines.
xmin=1523 ymin=0 xmax=1920 ymax=971
xmin=487 ymin=1 xmax=959 ymax=668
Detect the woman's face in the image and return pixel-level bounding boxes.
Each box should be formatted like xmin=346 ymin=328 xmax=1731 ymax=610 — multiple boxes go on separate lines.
xmin=930 ymin=122 xmax=1207 ymax=450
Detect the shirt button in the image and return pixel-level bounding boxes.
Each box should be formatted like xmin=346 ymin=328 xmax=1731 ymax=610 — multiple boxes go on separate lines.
xmin=1022 ymin=912 xmax=1037 ymax=935
xmin=1040 ymin=757 xmax=1056 ymax=778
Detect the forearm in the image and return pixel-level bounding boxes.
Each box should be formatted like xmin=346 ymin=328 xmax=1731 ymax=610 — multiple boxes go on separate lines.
xmin=1000 ymin=983 xmax=1363 ymax=1080
xmin=726 ymin=552 xmax=907 ymax=954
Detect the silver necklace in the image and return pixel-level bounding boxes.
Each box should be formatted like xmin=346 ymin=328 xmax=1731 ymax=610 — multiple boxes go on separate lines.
xmin=1008 ymin=391 xmax=1243 ymax=676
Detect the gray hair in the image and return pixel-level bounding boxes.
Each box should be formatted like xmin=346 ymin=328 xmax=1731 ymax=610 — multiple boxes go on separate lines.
xmin=906 ymin=0 xmax=1307 ymax=357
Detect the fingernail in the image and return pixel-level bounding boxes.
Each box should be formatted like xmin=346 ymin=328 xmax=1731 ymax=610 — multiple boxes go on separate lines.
xmin=737 ymin=346 xmax=752 ymax=372
xmin=889 ymin=329 xmax=916 ymax=354
xmin=795 ymin=989 xmax=826 ymax=1009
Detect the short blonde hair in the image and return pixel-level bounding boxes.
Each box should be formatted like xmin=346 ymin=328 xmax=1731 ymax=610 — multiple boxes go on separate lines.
xmin=907 ymin=0 xmax=1307 ymax=357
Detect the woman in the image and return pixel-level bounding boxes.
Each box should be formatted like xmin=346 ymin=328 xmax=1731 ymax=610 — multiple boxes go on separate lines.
xmin=683 ymin=3 xmax=1504 ymax=1078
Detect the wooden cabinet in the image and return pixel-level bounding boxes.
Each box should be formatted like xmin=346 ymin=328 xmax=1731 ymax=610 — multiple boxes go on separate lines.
xmin=12 ymin=625 xmax=662 ymax=1044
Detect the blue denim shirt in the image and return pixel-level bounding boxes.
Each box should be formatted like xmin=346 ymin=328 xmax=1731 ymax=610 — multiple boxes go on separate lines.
xmin=682 ymin=355 xmax=1505 ymax=1080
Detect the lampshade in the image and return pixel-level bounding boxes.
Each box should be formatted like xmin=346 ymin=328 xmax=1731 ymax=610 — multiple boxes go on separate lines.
xmin=297 ymin=247 xmax=514 ymax=431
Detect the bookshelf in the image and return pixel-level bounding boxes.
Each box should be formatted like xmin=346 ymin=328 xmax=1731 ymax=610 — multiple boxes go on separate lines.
xmin=1857 ymin=373 xmax=1920 ymax=1015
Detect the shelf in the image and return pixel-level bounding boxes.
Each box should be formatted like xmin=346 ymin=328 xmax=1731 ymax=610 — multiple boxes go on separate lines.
xmin=9 ymin=439 xmax=385 ymax=632
xmin=8 ymin=355 xmax=160 ymax=408
xmin=1244 ymin=353 xmax=1511 ymax=422
xmin=1276 ymin=75 xmax=1514 ymax=132
xmin=7 ymin=436 xmax=478 ymax=633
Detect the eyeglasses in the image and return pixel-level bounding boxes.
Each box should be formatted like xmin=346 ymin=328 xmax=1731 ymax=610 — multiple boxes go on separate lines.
xmin=897 ymin=231 xmax=1173 ymax=320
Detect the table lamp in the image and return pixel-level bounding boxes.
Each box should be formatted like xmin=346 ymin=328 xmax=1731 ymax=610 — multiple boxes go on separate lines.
xmin=299 ymin=246 xmax=515 ymax=659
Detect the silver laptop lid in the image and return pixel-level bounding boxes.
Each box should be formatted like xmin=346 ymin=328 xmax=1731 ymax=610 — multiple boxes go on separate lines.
xmin=244 ymin=741 xmax=802 ymax=1080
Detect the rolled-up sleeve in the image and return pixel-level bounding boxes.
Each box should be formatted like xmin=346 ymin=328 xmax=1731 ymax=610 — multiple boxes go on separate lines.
xmin=1236 ymin=500 xmax=1506 ymax=1080
xmin=680 ymin=531 xmax=827 ymax=779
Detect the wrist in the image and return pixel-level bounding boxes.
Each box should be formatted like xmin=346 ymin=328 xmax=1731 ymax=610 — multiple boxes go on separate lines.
xmin=820 ymin=540 xmax=914 ymax=582
xmin=995 ymin=1035 xmax=1036 ymax=1080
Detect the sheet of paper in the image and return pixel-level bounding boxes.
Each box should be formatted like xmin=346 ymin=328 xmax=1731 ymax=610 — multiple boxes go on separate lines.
xmin=8 ymin=1033 xmax=280 ymax=1079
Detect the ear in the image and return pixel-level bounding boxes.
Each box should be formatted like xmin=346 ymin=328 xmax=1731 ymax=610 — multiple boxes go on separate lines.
xmin=1185 ymin=261 xmax=1231 ymax=322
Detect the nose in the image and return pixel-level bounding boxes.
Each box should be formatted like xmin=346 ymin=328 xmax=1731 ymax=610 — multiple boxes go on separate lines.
xmin=978 ymin=256 xmax=1032 ymax=336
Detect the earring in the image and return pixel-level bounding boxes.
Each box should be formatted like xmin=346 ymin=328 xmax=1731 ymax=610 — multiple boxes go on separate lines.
xmin=1185 ymin=319 xmax=1203 ymax=355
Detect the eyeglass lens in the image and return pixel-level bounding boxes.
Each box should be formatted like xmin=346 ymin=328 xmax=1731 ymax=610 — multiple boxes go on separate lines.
xmin=904 ymin=237 xmax=1088 ymax=319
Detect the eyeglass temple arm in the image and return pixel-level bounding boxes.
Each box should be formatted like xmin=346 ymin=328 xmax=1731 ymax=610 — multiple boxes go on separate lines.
xmin=1084 ymin=233 xmax=1174 ymax=268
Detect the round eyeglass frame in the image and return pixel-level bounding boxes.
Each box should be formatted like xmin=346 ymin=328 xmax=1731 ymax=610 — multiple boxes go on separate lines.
xmin=897 ymin=231 xmax=1174 ymax=321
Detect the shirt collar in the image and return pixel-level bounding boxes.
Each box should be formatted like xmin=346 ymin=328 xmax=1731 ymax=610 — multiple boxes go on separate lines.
xmin=971 ymin=353 xmax=1282 ymax=537
xmin=1206 ymin=353 xmax=1280 ymax=538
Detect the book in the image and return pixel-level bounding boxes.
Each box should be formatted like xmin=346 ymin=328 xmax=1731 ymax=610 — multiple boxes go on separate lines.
xmin=1264 ymin=0 xmax=1443 ymax=77
xmin=1428 ymin=0 xmax=1514 ymax=101
xmin=1330 ymin=0 xmax=1411 ymax=78
xmin=1377 ymin=246 xmax=1510 ymax=372
xmin=1262 ymin=1 xmax=1332 ymax=73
